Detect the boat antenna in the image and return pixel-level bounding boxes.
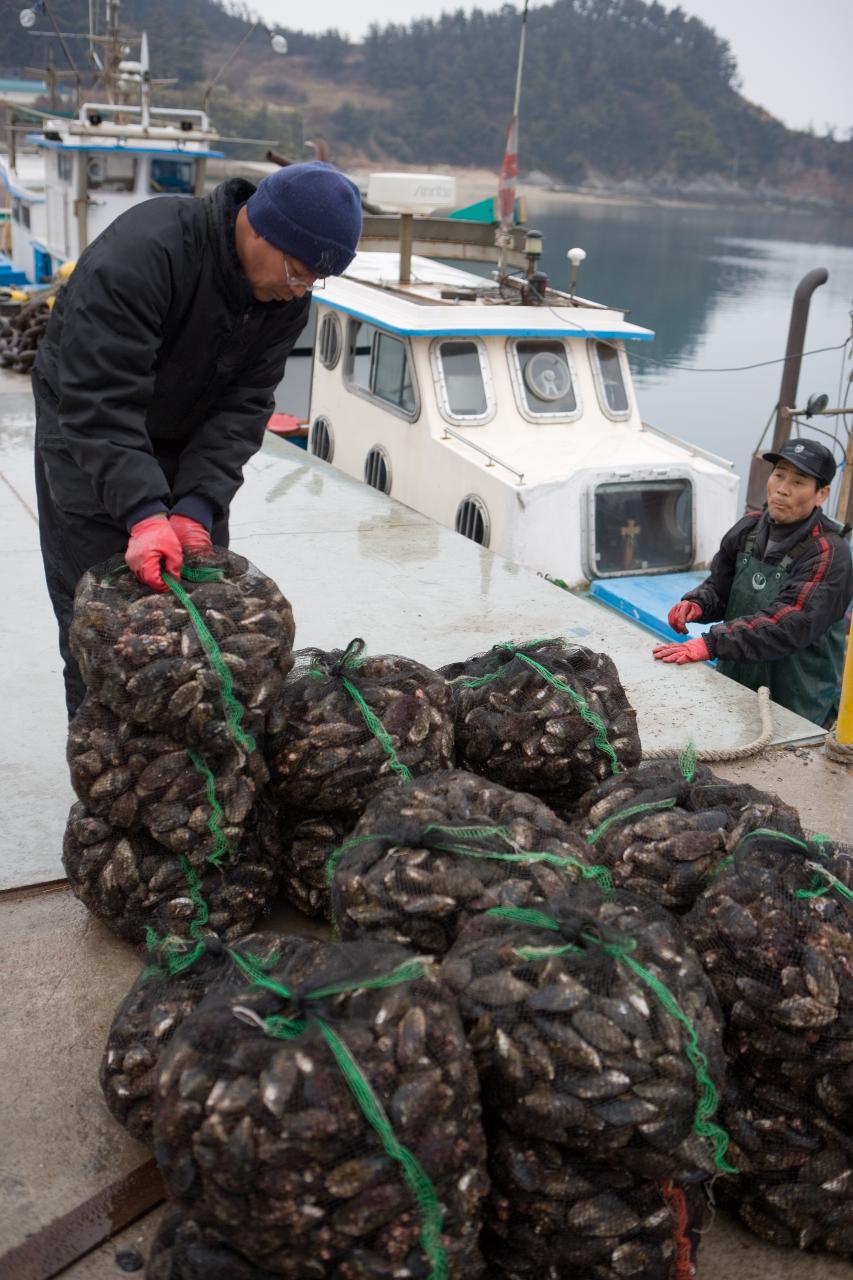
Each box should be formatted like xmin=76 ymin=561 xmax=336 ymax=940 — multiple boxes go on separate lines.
xmin=496 ymin=0 xmax=529 ymax=280
xmin=139 ymin=29 xmax=150 ymax=129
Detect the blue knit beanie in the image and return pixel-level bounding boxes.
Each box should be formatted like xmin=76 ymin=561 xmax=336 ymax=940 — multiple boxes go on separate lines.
xmin=245 ymin=162 xmax=362 ymax=277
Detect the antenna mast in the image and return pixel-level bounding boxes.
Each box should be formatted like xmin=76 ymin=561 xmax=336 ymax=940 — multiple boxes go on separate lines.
xmin=496 ymin=0 xmax=529 ymax=279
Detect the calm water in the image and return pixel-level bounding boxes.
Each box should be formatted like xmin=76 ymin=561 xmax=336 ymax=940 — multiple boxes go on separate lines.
xmin=526 ymin=198 xmax=853 ymax=507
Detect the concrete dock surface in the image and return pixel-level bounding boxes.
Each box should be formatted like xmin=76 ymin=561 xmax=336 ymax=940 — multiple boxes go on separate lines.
xmin=1 ymin=371 xmax=851 ymax=1277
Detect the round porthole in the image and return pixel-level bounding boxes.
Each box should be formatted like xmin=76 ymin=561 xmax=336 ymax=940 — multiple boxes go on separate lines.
xmin=364 ymin=446 xmax=391 ymax=495
xmin=524 ymin=350 xmax=571 ymax=401
xmin=455 ymin=495 xmax=490 ymax=547
xmin=318 ymin=311 xmax=341 ymax=369
xmin=309 ymin=416 xmax=334 ymax=462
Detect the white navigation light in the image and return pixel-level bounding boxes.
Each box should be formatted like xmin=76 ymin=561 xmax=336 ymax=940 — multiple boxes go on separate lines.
xmin=19 ymin=8 xmax=37 ymax=28
xmin=367 ymin=172 xmax=457 ymax=215
xmin=271 ymin=33 xmax=288 ymax=54
xmin=567 ymin=245 xmax=586 ymax=300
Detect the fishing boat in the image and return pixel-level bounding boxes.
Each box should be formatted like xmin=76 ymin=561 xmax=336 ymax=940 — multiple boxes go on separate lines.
xmin=274 ymin=170 xmax=739 ymax=602
xmin=0 ymin=30 xmax=223 ymax=287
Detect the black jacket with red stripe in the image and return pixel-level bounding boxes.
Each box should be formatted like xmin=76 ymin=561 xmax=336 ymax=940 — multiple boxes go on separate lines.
xmin=683 ymin=507 xmax=852 ymax=664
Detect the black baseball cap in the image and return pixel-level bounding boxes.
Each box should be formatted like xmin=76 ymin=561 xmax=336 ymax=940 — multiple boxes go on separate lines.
xmin=763 ymin=438 xmax=836 ymax=485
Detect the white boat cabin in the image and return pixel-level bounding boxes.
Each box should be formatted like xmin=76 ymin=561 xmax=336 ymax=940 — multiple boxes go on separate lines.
xmin=2 ymin=101 xmax=222 ymax=284
xmin=281 ymin=252 xmax=738 ymax=586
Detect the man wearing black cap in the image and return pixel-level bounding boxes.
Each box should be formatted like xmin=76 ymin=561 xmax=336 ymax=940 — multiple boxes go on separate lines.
xmin=33 ymin=162 xmax=362 ymax=717
xmin=653 ymin=439 xmax=852 ymax=725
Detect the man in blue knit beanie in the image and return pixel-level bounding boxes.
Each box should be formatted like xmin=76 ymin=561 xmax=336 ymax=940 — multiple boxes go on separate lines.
xmin=33 ymin=161 xmax=363 ymax=716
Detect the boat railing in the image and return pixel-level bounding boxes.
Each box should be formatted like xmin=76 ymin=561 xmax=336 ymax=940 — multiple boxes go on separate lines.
xmin=73 ymin=103 xmax=214 ymax=134
xmin=639 ymin=419 xmax=734 ymax=470
xmin=440 ymin=423 xmax=525 ymax=484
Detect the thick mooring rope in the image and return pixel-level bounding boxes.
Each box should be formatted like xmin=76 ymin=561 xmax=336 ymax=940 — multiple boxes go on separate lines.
xmin=642 ymin=686 xmax=774 ymax=764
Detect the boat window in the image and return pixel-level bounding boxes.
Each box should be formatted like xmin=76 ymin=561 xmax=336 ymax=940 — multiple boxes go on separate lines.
xmin=432 ymin=340 xmax=491 ymax=422
xmin=318 ymin=311 xmax=341 ymax=370
xmin=365 ymin=445 xmax=392 ymax=494
xmin=591 ymin=341 xmax=630 ymax=418
xmin=57 ymin=151 xmax=74 ymax=183
xmin=591 ymin=478 xmax=693 ymax=576
xmin=455 ymin=495 xmax=491 ymax=547
xmin=346 ymin=319 xmax=418 ymax=419
xmin=149 ymin=158 xmax=196 ymax=194
xmin=86 ymin=153 xmax=136 ymax=192
xmin=509 ymin=340 xmax=579 ymax=420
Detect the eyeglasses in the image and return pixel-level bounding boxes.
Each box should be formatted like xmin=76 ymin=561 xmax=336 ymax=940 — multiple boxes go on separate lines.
xmin=283 ymin=262 xmax=326 ymax=293
xmin=283 ymin=273 xmax=326 ymax=293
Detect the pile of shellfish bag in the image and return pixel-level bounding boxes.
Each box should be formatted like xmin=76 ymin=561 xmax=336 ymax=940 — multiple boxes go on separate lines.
xmin=685 ymin=828 xmax=853 ymax=1259
xmin=330 ymin=768 xmax=605 ymax=957
xmin=440 ymin=638 xmax=641 ymax=809
xmin=571 ymin=757 xmax=804 ymax=911
xmin=266 ymin=639 xmax=455 ymax=918
xmin=440 ymin=885 xmax=729 ymax=1277
xmin=63 ymin=550 xmax=295 ymax=944
xmin=150 ymin=936 xmax=489 ymax=1278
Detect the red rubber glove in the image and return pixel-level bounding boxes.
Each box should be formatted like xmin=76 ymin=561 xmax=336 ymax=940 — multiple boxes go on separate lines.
xmin=169 ymin=514 xmax=214 ymax=556
xmin=125 ymin=515 xmax=183 ymax=592
xmin=652 ymin=638 xmax=710 ymax=665
xmin=667 ymin=600 xmax=703 ymax=634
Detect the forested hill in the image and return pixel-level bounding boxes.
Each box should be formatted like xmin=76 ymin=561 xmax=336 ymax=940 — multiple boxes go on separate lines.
xmin=3 ymin=0 xmax=850 ymax=207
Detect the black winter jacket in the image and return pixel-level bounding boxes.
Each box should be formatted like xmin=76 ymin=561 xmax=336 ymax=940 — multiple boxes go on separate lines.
xmin=33 ymin=179 xmax=309 ymax=528
xmin=683 ymin=508 xmax=852 ymax=664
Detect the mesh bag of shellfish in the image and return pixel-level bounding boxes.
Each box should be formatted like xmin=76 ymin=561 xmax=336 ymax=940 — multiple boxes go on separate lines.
xmin=68 ymin=695 xmax=269 ymax=848
xmin=101 ymin=931 xmax=288 ymax=1143
xmin=483 ymin=1125 xmax=705 ymax=1280
xmin=441 ymin=885 xmax=733 ymax=1184
xmin=148 ymin=1205 xmax=289 ymax=1280
xmin=330 ymin=769 xmax=609 ymax=958
xmin=152 ymin=937 xmax=488 ymax=1279
xmin=439 ymin=638 xmax=641 ymax=805
xmin=277 ymin=808 xmax=356 ymax=919
xmin=69 ymin=549 xmax=295 ymax=754
xmin=684 ymin=828 xmax=853 ymax=1121
xmin=62 ymin=793 xmax=281 ymax=947
xmin=715 ymin=1065 xmax=853 ymax=1259
xmin=266 ymin=639 xmax=454 ymax=814
xmin=571 ymin=755 xmax=804 ymax=912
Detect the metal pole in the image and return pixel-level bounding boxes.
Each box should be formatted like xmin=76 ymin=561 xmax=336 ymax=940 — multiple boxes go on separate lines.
xmin=745 ymin=267 xmax=829 ymax=509
xmin=398 ymin=213 xmax=413 ymax=286
xmin=836 ymin=613 xmax=853 ymax=746
xmin=835 ymin=424 xmax=853 ymax=528
xmin=771 ymin=268 xmax=829 ymax=452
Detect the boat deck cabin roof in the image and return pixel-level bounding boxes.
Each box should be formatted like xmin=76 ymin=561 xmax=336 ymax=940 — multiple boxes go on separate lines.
xmin=326 ymin=252 xmax=655 ymax=341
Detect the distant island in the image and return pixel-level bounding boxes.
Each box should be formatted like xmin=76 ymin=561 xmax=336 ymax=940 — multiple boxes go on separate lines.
xmin=3 ymin=0 xmax=850 ymax=210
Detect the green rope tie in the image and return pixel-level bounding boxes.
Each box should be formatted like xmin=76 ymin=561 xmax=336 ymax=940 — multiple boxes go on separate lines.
xmin=162 ymin=570 xmax=256 ymax=753
xmin=325 ymin=832 xmax=383 ymax=886
xmin=318 ymin=1021 xmax=446 ymax=1279
xmin=735 ymin=829 xmax=850 ymax=903
xmin=340 ymin=677 xmax=413 ymax=783
xmin=229 ymin=954 xmax=447 ymax=1279
xmin=308 ymin=640 xmax=413 ymax=785
xmin=186 ymin=748 xmax=231 ymax=867
xmin=486 ymin=906 xmax=736 ymax=1175
xmin=678 ymin=742 xmax=697 ymax=783
xmin=514 ymin=651 xmax=621 ymax=774
xmin=584 ymin=798 xmax=678 ymax=846
xmin=324 ymin=825 xmax=613 ymax=892
xmin=460 ymin=642 xmax=621 ymax=775
xmin=178 ymin=854 xmax=211 ymax=944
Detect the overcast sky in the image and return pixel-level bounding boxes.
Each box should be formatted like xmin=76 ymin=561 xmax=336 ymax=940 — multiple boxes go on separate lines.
xmin=255 ymin=0 xmax=852 ymax=136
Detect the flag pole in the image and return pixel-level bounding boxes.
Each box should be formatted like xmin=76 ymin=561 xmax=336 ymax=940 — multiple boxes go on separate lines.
xmin=496 ymin=0 xmax=529 ymax=279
